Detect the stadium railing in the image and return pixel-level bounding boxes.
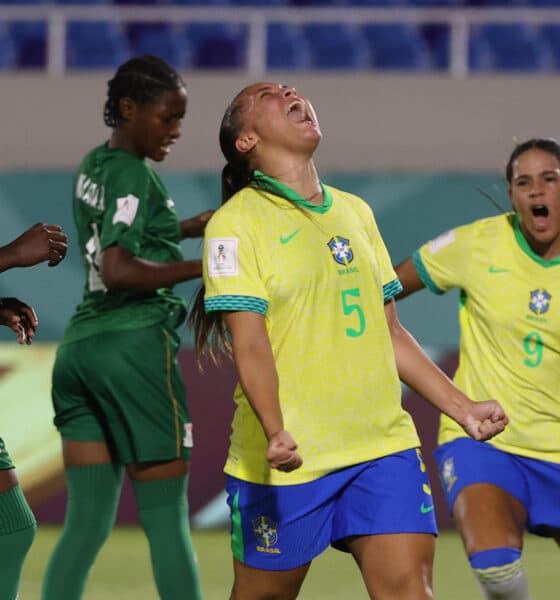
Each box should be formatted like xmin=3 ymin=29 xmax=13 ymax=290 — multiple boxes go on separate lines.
xmin=1 ymin=5 xmax=560 ymax=76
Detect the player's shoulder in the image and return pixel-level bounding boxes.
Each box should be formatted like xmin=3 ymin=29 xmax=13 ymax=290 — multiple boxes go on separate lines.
xmin=461 ymin=212 xmax=514 ymax=240
xmin=206 ymin=187 xmax=262 ymax=233
xmin=79 ymin=144 xmax=151 ymax=180
xmin=325 ymin=185 xmax=373 ymax=215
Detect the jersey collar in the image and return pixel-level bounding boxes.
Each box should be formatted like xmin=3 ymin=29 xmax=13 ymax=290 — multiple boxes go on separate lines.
xmin=251 ymin=170 xmax=332 ymax=214
xmin=512 ymin=213 xmax=560 ymax=267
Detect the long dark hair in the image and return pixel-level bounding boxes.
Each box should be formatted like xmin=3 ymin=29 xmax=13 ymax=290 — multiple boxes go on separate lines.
xmin=103 ymin=55 xmax=185 ymax=128
xmin=188 ymin=90 xmax=251 ymax=360
xmin=506 ymin=138 xmax=560 ymax=183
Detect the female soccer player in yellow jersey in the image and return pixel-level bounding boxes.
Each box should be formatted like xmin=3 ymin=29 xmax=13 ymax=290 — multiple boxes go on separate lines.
xmin=188 ymin=82 xmax=508 ymax=600
xmin=395 ymin=138 xmax=560 ymax=600
xmin=41 ymin=55 xmax=211 ymax=600
xmin=0 ymin=223 xmax=67 ymax=600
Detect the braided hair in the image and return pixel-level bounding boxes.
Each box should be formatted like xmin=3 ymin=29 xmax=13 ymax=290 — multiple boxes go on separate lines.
xmin=103 ymin=55 xmax=185 ymax=128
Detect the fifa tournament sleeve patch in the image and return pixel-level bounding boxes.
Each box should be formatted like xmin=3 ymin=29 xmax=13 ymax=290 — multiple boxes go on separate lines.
xmin=208 ymin=238 xmax=239 ymax=277
xmin=112 ymin=194 xmax=140 ymax=226
xmin=428 ymin=229 xmax=455 ymax=254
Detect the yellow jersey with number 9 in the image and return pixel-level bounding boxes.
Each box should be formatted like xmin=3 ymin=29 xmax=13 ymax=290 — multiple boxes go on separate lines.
xmin=203 ymin=172 xmax=419 ymax=485
xmin=415 ymin=213 xmax=560 ymax=463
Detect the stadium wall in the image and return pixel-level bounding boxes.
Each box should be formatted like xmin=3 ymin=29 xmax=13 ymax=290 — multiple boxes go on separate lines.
xmin=2 ymin=73 xmax=560 ymax=172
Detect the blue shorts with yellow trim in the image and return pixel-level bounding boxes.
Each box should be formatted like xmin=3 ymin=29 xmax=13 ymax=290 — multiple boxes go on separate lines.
xmin=52 ymin=323 xmax=192 ymax=465
xmin=435 ymin=438 xmax=560 ymax=536
xmin=226 ymin=448 xmax=438 ymax=571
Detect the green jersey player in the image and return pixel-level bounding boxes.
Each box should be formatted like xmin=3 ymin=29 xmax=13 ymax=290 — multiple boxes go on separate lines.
xmin=42 ymin=56 xmax=211 ymax=600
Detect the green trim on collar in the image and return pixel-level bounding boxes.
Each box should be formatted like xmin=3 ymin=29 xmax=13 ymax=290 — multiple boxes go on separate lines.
xmin=512 ymin=213 xmax=560 ymax=267
xmin=251 ymin=170 xmax=332 ymax=214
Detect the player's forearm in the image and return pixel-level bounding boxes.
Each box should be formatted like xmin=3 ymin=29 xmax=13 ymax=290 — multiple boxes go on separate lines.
xmin=225 ymin=312 xmax=284 ymax=440
xmin=0 ymin=244 xmax=19 ymax=273
xmin=390 ymin=321 xmax=472 ymax=423
xmin=101 ymin=249 xmax=201 ymax=291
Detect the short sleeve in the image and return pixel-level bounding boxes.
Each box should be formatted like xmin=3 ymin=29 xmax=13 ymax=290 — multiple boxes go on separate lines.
xmin=203 ymin=208 xmax=269 ymax=315
xmin=415 ymin=222 xmax=475 ymax=294
xmin=99 ymin=160 xmax=150 ymax=255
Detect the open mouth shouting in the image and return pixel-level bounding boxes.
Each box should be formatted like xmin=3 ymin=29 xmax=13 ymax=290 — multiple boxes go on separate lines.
xmin=287 ymin=100 xmax=314 ymax=125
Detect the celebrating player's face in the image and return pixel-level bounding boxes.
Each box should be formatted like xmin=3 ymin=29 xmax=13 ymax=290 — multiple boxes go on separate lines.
xmin=509 ymin=147 xmax=560 ymax=258
xmin=127 ymin=87 xmax=187 ymax=162
xmin=234 ymin=82 xmax=321 ymax=157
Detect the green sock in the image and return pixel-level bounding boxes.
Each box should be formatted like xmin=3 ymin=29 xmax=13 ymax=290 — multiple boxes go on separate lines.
xmin=0 ymin=485 xmax=37 ymax=600
xmin=133 ymin=475 xmax=202 ymax=600
xmin=41 ymin=463 xmax=123 ymax=600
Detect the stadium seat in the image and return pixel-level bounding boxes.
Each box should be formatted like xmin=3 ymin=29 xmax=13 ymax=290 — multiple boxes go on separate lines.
xmin=126 ymin=23 xmax=191 ymax=69
xmin=471 ymin=24 xmax=553 ymax=72
xmin=267 ymin=23 xmax=311 ymax=70
xmin=184 ymin=23 xmax=247 ymax=68
xmin=340 ymin=0 xmax=407 ymax=6
xmin=303 ymin=23 xmax=370 ymax=69
xmin=66 ymin=22 xmax=130 ymax=69
xmin=419 ymin=24 xmax=450 ymax=70
xmin=0 ymin=0 xmax=48 ymax=4
xmin=232 ymin=0 xmax=287 ymax=5
xmin=362 ymin=23 xmax=431 ymax=70
xmin=165 ymin=0 xmax=232 ymax=5
xmin=8 ymin=21 xmax=47 ymax=68
xmin=0 ymin=24 xmax=16 ymax=69
xmin=539 ymin=24 xmax=560 ymax=67
xmin=289 ymin=0 xmax=346 ymax=6
xmin=53 ymin=0 xmax=112 ymax=4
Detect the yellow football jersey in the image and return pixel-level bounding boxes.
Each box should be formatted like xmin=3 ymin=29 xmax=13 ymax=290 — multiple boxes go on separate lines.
xmin=416 ymin=213 xmax=560 ymax=463
xmin=204 ymin=172 xmax=419 ymax=485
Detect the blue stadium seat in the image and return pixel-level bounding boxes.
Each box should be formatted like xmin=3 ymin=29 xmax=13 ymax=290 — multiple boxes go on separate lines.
xmin=232 ymin=0 xmax=286 ymax=5
xmin=289 ymin=0 xmax=346 ymax=6
xmin=165 ymin=0 xmax=231 ymax=5
xmin=0 ymin=25 xmax=16 ymax=69
xmin=303 ymin=23 xmax=370 ymax=69
xmin=184 ymin=23 xmax=247 ymax=68
xmin=0 ymin=0 xmax=48 ymax=4
xmin=408 ymin=0 xmax=465 ymax=5
xmin=53 ymin=0 xmax=112 ymax=4
xmin=539 ymin=24 xmax=560 ymax=67
xmin=8 ymin=21 xmax=47 ymax=68
xmin=362 ymin=23 xmax=431 ymax=70
xmin=126 ymin=23 xmax=191 ymax=69
xmin=267 ymin=23 xmax=311 ymax=70
xmin=471 ymin=24 xmax=553 ymax=72
xmin=419 ymin=24 xmax=450 ymax=70
xmin=340 ymin=0 xmax=406 ymax=5
xmin=66 ymin=22 xmax=130 ymax=69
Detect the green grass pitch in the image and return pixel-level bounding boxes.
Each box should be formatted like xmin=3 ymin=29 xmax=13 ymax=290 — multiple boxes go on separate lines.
xmin=20 ymin=526 xmax=557 ymax=599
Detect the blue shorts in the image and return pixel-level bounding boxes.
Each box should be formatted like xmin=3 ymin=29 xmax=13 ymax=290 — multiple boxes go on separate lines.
xmin=435 ymin=438 xmax=560 ymax=537
xmin=226 ymin=448 xmax=438 ymax=571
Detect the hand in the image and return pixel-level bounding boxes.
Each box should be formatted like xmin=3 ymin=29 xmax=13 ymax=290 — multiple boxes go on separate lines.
xmin=180 ymin=210 xmax=215 ymax=239
xmin=460 ymin=399 xmax=509 ymax=442
xmin=0 ymin=297 xmax=38 ymax=344
xmin=266 ymin=430 xmax=303 ymax=472
xmin=2 ymin=223 xmax=68 ymax=269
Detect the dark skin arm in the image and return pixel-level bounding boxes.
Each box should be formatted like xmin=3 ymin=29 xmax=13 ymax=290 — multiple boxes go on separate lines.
xmin=101 ymin=209 xmax=213 ymax=291
xmin=0 ymin=298 xmax=38 ymax=344
xmin=0 ymin=223 xmax=68 ymax=271
xmin=100 ymin=246 xmax=202 ymax=291
xmin=394 ymin=256 xmax=425 ymax=300
xmin=180 ymin=209 xmax=214 ymax=239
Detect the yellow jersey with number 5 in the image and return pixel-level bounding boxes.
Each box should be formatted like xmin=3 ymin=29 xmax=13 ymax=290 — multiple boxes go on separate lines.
xmin=415 ymin=213 xmax=560 ymax=463
xmin=203 ymin=172 xmax=419 ymax=485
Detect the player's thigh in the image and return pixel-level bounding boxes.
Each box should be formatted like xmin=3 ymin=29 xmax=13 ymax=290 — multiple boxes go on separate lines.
xmin=230 ymin=557 xmax=310 ymax=600
xmin=347 ymin=533 xmax=434 ymax=600
xmin=454 ymin=483 xmax=526 ymax=554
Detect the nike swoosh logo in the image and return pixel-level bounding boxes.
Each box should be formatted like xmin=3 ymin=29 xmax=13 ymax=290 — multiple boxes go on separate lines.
xmin=420 ymin=503 xmax=435 ymax=514
xmin=488 ymin=266 xmax=510 ymax=273
xmin=280 ymin=228 xmax=302 ymax=244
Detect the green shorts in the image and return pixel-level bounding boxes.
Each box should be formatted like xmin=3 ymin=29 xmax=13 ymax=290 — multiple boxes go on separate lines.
xmin=52 ymin=323 xmax=193 ymax=465
xmin=0 ymin=437 xmax=14 ymax=470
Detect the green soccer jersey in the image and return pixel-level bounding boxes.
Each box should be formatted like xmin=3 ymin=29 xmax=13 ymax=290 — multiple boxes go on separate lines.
xmin=62 ymin=144 xmax=186 ymax=344
xmin=415 ymin=213 xmax=560 ymax=463
xmin=203 ymin=172 xmax=419 ymax=486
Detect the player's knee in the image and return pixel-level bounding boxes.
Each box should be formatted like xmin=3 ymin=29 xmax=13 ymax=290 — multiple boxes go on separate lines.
xmin=469 ymin=547 xmax=530 ymax=600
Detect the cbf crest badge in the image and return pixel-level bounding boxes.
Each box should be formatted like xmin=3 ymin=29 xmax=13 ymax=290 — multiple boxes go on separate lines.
xmin=327 ymin=236 xmax=354 ymax=266
xmin=441 ymin=457 xmax=457 ymax=493
xmin=252 ymin=516 xmax=278 ymax=548
xmin=529 ymin=288 xmax=552 ymax=315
